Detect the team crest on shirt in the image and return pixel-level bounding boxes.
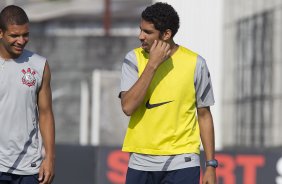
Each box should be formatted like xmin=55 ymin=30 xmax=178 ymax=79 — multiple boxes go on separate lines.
xmin=22 ymin=68 xmax=36 ymax=87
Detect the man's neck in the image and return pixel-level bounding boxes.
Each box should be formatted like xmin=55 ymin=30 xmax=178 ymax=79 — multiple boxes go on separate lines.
xmin=169 ymin=42 xmax=179 ymax=57
xmin=0 ymin=48 xmax=19 ymax=60
xmin=0 ymin=47 xmax=11 ymax=60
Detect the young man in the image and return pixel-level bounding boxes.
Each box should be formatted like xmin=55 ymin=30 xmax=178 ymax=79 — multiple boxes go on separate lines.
xmin=120 ymin=2 xmax=217 ymax=184
xmin=0 ymin=5 xmax=55 ymax=184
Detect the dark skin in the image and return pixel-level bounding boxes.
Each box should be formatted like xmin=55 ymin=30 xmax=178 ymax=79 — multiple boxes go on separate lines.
xmin=120 ymin=19 xmax=216 ymax=184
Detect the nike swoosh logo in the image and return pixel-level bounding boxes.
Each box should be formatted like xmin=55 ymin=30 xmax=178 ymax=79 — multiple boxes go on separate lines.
xmin=145 ymin=99 xmax=173 ymax=109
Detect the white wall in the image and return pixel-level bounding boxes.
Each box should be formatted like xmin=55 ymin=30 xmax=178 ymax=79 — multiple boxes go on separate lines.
xmin=154 ymin=0 xmax=223 ymax=150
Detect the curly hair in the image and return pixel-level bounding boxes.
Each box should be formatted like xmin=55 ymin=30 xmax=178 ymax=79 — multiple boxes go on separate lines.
xmin=0 ymin=5 xmax=29 ymax=31
xmin=141 ymin=2 xmax=180 ymax=37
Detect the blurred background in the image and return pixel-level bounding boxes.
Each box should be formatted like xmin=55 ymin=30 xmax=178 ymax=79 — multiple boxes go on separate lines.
xmin=1 ymin=0 xmax=282 ymax=183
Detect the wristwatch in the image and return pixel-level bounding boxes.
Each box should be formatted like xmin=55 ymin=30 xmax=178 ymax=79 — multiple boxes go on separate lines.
xmin=205 ymin=159 xmax=218 ymax=168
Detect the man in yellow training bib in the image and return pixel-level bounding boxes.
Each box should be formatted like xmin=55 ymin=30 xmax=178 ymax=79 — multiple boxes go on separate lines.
xmin=119 ymin=2 xmax=217 ymax=184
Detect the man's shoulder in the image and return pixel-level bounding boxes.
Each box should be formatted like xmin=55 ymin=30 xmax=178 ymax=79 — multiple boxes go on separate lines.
xmin=126 ymin=47 xmax=142 ymax=55
xmin=22 ymin=49 xmax=46 ymax=62
xmin=177 ymin=46 xmax=208 ymax=64
xmin=178 ymin=45 xmax=199 ymax=56
xmin=125 ymin=48 xmax=141 ymax=60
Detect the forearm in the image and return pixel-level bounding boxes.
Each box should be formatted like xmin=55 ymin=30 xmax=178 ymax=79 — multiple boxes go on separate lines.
xmin=121 ymin=62 xmax=157 ymax=116
xmin=198 ymin=107 xmax=215 ymax=161
xmin=39 ymin=112 xmax=55 ymax=161
xmin=198 ymin=107 xmax=217 ymax=183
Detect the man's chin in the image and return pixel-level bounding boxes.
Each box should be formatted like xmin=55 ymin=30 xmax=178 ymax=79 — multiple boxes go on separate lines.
xmin=10 ymin=52 xmax=22 ymax=59
xmin=141 ymin=46 xmax=150 ymax=53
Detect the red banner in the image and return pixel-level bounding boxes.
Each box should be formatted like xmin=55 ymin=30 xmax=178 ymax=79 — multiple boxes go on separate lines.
xmin=100 ymin=148 xmax=280 ymax=184
xmin=53 ymin=145 xmax=282 ymax=184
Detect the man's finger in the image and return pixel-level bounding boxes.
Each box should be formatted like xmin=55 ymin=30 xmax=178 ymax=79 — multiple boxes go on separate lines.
xmin=38 ymin=169 xmax=44 ymax=182
xmin=42 ymin=172 xmax=51 ymax=184
xmin=48 ymin=174 xmax=54 ymax=184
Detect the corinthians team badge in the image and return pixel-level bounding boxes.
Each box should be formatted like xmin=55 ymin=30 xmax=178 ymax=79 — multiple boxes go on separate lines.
xmin=22 ymin=68 xmax=36 ymax=87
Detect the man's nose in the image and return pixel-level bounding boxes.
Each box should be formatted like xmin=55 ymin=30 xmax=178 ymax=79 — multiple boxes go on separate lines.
xmin=138 ymin=31 xmax=145 ymax=40
xmin=17 ymin=36 xmax=27 ymax=45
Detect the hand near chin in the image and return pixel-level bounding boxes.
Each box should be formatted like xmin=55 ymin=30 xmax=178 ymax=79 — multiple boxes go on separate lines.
xmin=149 ymin=40 xmax=171 ymax=68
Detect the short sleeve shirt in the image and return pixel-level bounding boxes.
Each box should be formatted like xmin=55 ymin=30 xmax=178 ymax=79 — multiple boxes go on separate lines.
xmin=120 ymin=48 xmax=215 ymax=171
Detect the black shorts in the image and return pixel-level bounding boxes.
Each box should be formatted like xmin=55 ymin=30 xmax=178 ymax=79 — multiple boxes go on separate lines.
xmin=0 ymin=172 xmax=39 ymax=184
xmin=125 ymin=166 xmax=200 ymax=184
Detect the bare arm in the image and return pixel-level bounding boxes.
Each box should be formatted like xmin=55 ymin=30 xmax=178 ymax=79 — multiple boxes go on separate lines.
xmin=197 ymin=107 xmax=216 ymax=184
xmin=121 ymin=40 xmax=171 ymax=116
xmin=37 ymin=62 xmax=55 ymax=184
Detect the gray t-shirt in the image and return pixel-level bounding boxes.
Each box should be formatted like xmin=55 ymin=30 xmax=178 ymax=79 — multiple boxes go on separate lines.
xmin=120 ymin=48 xmax=215 ymax=171
xmin=0 ymin=50 xmax=46 ymax=175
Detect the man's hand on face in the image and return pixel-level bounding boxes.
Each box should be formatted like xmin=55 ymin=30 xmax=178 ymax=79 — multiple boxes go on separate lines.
xmin=148 ymin=40 xmax=171 ymax=69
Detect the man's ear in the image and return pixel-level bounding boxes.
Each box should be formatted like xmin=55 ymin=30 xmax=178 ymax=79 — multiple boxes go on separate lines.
xmin=162 ymin=29 xmax=172 ymax=41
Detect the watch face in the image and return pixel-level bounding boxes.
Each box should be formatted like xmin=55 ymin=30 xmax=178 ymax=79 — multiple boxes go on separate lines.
xmin=206 ymin=159 xmax=218 ymax=168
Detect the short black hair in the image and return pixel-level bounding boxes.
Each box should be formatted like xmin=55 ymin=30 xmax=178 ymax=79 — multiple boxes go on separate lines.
xmin=141 ymin=2 xmax=180 ymax=37
xmin=0 ymin=5 xmax=29 ymax=31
